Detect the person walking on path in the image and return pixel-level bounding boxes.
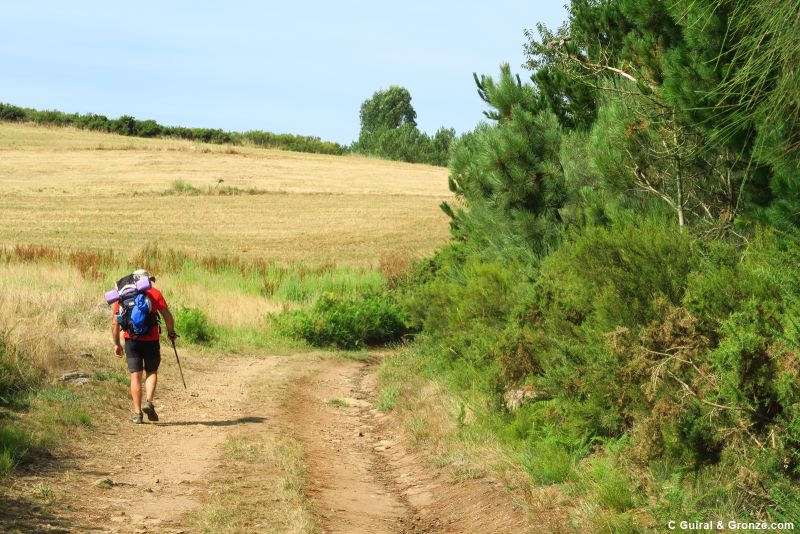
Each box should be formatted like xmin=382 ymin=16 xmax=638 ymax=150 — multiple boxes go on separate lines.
xmin=111 ymin=269 xmax=177 ymax=424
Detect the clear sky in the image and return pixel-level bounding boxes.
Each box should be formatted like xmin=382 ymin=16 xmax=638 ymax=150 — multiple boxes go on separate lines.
xmin=2 ymin=2 xmax=566 ymax=145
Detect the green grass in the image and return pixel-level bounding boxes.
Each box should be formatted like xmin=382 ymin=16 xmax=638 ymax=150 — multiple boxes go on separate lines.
xmin=93 ymin=370 xmax=128 ymax=385
xmin=433 ymin=453 xmax=465 ymax=468
xmin=0 ymin=425 xmax=31 ymax=477
xmin=450 ymin=464 xmax=486 ymax=481
xmin=271 ymin=268 xmax=385 ymax=304
xmin=337 ymin=350 xmax=374 ymax=362
xmin=326 ymin=398 xmax=349 ymax=408
xmin=375 ymin=349 xmax=416 ymax=413
xmin=223 ymin=437 xmax=264 ymax=464
xmin=35 ymin=386 xmax=94 ymax=427
xmin=165 ymin=257 xmax=385 ymax=304
xmin=59 ymin=406 xmax=93 ymax=428
xmin=31 ymin=482 xmax=56 ymax=503
xmin=0 ymin=355 xmax=115 ymax=478
xmin=376 ymin=385 xmax=400 ymax=412
xmin=36 ymin=386 xmax=80 ymax=403
xmin=210 ymin=325 xmax=309 ymax=354
xmin=578 ymin=505 xmax=640 ymax=534
xmin=586 ymin=458 xmax=635 ymax=512
xmin=522 ymin=438 xmax=576 ymax=485
xmin=199 ymin=504 xmax=242 ymax=534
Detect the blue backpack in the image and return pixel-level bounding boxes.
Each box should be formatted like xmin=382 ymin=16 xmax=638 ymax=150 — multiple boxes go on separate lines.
xmin=110 ymin=274 xmax=159 ymax=337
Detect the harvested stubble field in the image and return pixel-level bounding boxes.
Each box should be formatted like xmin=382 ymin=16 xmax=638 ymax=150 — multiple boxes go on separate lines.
xmin=0 ymin=123 xmax=452 ymax=264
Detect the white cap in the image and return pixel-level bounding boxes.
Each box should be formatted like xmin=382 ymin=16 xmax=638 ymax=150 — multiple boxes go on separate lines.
xmin=133 ymin=269 xmax=156 ymax=282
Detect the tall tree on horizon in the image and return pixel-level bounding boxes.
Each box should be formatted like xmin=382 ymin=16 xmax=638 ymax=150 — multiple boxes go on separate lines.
xmin=354 ymin=86 xmax=454 ymax=166
xmin=357 ymin=86 xmax=417 ymax=139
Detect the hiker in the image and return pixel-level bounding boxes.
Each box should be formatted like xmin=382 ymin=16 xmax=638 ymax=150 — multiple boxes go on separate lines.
xmin=111 ymin=269 xmax=177 ymax=424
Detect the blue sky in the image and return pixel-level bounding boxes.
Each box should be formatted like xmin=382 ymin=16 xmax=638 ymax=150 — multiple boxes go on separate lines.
xmin=2 ymin=2 xmax=566 ymax=144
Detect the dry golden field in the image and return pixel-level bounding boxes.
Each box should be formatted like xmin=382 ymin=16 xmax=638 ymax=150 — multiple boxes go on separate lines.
xmin=0 ymin=123 xmax=453 ymax=264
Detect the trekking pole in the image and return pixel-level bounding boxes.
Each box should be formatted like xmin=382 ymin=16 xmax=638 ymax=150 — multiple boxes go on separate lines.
xmin=170 ymin=337 xmax=187 ymax=389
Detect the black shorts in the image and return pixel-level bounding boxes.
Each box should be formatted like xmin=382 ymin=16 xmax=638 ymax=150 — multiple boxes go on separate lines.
xmin=124 ymin=339 xmax=161 ymax=374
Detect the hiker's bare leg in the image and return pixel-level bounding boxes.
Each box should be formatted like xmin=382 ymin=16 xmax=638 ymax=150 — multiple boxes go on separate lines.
xmin=130 ymin=371 xmax=143 ymax=413
xmin=145 ymin=372 xmax=158 ymax=403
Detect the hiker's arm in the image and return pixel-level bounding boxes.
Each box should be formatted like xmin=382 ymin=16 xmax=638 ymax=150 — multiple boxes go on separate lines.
xmin=161 ymin=307 xmax=176 ymax=339
xmin=111 ymin=315 xmax=123 ymax=357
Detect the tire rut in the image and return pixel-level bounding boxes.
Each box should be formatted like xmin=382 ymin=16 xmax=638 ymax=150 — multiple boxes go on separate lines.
xmin=284 ymin=359 xmax=414 ymax=533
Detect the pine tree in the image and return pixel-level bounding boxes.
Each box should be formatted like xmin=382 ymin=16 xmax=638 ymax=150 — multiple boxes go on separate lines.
xmin=443 ymin=64 xmax=565 ymax=260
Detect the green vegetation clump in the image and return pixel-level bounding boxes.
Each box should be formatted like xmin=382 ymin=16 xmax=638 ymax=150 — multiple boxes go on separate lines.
xmin=175 ymin=307 xmax=216 ymax=345
xmin=276 ymin=292 xmax=406 ymax=350
xmin=0 ymin=426 xmax=30 ymax=478
xmin=92 ymin=370 xmax=128 ymax=385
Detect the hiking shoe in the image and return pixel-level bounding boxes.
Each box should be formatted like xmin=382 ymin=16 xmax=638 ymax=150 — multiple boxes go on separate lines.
xmin=130 ymin=412 xmax=143 ymax=424
xmin=142 ymin=400 xmax=159 ymax=422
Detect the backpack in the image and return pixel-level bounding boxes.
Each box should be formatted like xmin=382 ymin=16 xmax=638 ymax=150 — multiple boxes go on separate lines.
xmin=109 ymin=273 xmax=159 ymax=337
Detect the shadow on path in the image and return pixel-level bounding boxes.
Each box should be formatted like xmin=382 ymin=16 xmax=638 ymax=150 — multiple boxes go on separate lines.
xmin=0 ymin=493 xmax=73 ymax=534
xmin=153 ymin=416 xmax=266 ymax=427
xmin=0 ymin=442 xmax=86 ymax=533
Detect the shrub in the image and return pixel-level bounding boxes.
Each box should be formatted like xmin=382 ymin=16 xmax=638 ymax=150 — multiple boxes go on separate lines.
xmin=537 ymin=217 xmax=698 ymax=331
xmin=403 ymin=255 xmax=517 ymax=338
xmin=175 ymin=307 xmax=215 ymax=345
xmin=401 ymin=250 xmax=526 ymax=396
xmin=276 ymin=292 xmax=406 ymax=350
xmin=0 ymin=103 xmax=26 ymax=121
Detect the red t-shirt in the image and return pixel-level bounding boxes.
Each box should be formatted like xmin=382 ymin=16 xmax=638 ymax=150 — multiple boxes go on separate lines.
xmin=113 ymin=287 xmax=168 ymax=341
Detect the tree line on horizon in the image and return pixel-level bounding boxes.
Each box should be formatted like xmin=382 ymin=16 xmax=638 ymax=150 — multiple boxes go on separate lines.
xmin=0 ymin=102 xmax=344 ymax=155
xmin=0 ymin=95 xmax=457 ymax=166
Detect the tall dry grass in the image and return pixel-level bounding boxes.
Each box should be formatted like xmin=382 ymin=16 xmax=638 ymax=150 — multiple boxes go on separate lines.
xmin=0 ymin=262 xmax=109 ymax=377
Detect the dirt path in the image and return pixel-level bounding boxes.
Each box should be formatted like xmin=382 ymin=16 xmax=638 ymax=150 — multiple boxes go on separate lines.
xmin=284 ymin=358 xmax=532 ymax=534
xmin=285 ymin=359 xmax=408 ymax=533
xmin=1 ymin=352 xmax=532 ymax=533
